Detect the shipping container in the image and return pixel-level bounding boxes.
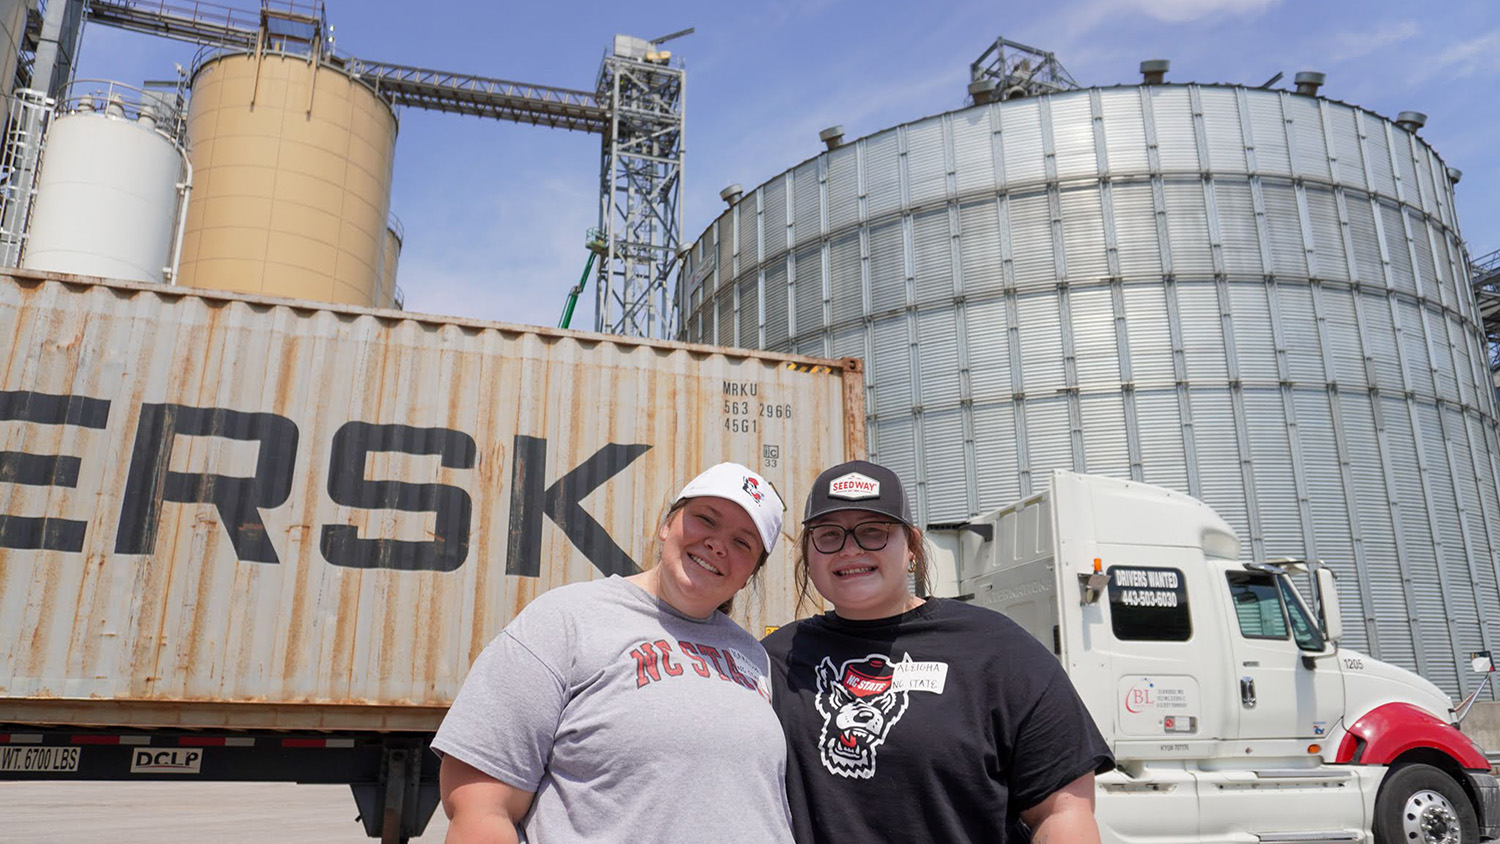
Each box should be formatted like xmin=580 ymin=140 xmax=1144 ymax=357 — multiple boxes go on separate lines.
xmin=0 ymin=270 xmax=865 ymax=734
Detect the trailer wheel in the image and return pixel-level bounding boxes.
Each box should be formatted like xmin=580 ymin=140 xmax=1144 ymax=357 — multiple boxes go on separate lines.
xmin=1374 ymin=763 xmax=1479 ymax=844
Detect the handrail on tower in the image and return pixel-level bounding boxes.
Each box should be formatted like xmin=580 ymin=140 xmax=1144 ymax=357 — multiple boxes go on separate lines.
xmin=968 ymin=36 xmax=1080 ymax=104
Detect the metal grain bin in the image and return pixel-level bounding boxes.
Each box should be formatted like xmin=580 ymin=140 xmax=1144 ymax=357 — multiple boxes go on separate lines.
xmin=0 ymin=271 xmax=864 ymax=731
xmin=678 ymin=83 xmax=1500 ymax=700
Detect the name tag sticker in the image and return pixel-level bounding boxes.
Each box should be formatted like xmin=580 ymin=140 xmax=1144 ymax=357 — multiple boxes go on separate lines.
xmin=891 ymin=660 xmax=948 ymax=694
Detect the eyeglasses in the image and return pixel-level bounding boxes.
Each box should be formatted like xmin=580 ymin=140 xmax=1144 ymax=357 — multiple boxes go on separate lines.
xmin=808 ymin=521 xmax=901 ymax=554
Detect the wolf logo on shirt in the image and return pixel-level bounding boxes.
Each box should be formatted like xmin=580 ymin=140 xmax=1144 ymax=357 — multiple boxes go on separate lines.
xmin=814 ymin=653 xmax=911 ymax=779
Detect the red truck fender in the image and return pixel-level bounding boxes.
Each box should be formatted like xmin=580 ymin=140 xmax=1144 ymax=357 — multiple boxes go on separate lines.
xmin=1335 ymin=702 xmax=1491 ymax=769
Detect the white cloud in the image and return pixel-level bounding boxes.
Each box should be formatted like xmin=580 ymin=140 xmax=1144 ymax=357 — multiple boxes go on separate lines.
xmin=1071 ymin=0 xmax=1280 ymax=30
xmin=1431 ymin=30 xmax=1500 ymax=79
xmin=1327 ymin=21 xmax=1420 ymax=63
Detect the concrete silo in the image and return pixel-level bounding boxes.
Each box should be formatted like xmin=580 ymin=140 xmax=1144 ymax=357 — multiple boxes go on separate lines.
xmin=176 ymin=50 xmax=397 ymax=306
xmin=679 ymin=69 xmax=1500 ymax=699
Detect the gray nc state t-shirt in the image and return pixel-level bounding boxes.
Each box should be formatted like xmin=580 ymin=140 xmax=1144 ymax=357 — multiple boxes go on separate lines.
xmin=434 ymin=576 xmax=794 ymax=844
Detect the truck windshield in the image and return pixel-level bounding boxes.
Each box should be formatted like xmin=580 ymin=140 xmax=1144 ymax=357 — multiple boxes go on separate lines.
xmin=1277 ymin=575 xmax=1326 ymax=652
xmin=1226 ymin=570 xmax=1326 ymax=652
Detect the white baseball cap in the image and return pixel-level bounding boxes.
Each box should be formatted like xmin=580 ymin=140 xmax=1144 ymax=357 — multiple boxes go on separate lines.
xmin=675 ymin=462 xmax=785 ymax=554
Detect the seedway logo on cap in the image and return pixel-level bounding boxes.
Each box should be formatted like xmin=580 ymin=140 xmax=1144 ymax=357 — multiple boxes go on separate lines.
xmin=828 ymin=472 xmax=880 ymax=500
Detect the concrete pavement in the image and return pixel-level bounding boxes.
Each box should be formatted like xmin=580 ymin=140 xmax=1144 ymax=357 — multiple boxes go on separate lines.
xmin=0 ymin=781 xmax=450 ymax=843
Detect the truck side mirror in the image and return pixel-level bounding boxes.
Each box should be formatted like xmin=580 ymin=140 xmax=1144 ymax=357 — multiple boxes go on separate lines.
xmin=1315 ymin=567 xmax=1342 ymax=644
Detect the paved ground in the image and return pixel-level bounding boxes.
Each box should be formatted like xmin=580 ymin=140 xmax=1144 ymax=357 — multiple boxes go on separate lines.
xmin=0 ymin=782 xmax=450 ymax=843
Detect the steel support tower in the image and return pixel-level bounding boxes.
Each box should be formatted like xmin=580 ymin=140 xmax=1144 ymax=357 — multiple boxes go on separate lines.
xmin=594 ymin=43 xmax=683 ymax=338
xmin=1472 ymin=248 xmax=1500 ymax=374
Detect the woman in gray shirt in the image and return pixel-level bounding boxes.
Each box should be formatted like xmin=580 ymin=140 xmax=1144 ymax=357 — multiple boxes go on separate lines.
xmin=434 ymin=463 xmax=795 ymax=844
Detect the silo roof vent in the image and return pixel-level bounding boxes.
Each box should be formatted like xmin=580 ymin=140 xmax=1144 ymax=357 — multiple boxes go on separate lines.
xmin=720 ymin=184 xmax=743 ymax=206
xmin=1294 ymin=71 xmax=1326 ymax=96
xmin=1395 ymin=111 xmax=1427 ymax=132
xmin=819 ymin=125 xmax=845 ymax=150
xmin=1447 ymin=167 xmax=1462 ymax=185
xmin=1140 ymin=60 xmax=1170 ymax=85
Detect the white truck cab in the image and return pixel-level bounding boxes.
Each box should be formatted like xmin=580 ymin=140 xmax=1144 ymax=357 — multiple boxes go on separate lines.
xmin=929 ymin=471 xmax=1499 ymax=844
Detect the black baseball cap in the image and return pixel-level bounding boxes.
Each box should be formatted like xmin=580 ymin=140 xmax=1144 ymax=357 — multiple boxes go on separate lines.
xmin=803 ymin=460 xmax=915 ymax=527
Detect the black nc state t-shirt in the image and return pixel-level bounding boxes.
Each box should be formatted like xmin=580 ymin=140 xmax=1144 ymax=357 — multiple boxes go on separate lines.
xmin=762 ymin=599 xmax=1113 ymax=844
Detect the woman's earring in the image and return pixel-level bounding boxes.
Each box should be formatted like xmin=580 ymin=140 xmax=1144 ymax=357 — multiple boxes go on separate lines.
xmin=907 ymin=557 xmax=916 ymax=573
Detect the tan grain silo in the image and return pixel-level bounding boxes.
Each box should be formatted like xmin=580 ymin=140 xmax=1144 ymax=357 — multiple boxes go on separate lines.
xmin=176 ymin=51 xmax=397 ymax=305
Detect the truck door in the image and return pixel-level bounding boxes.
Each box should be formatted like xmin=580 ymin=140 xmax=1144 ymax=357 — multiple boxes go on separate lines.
xmin=1200 ymin=568 xmax=1365 ymax=842
xmin=1222 ymin=569 xmax=1344 ymax=740
xmin=1084 ymin=546 xmax=1215 ymax=844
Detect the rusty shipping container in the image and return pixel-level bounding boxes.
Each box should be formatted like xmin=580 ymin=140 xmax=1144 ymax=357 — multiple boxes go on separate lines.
xmin=0 ymin=271 xmax=865 ymax=733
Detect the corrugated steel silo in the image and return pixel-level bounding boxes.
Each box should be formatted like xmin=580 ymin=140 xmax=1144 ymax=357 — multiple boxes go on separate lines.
xmin=21 ymin=85 xmax=188 ymax=283
xmin=177 ymin=51 xmax=397 ymax=306
xmin=678 ymin=83 xmax=1500 ymax=699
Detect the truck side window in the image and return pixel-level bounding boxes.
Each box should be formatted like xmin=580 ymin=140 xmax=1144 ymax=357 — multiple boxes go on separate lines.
xmin=1277 ymin=576 xmax=1326 ymax=652
xmin=1106 ymin=566 xmax=1191 ymax=641
xmin=1226 ymin=572 xmax=1288 ymax=639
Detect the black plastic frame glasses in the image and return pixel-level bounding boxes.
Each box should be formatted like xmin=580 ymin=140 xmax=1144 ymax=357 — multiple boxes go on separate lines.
xmin=808 ymin=521 xmax=901 ymax=554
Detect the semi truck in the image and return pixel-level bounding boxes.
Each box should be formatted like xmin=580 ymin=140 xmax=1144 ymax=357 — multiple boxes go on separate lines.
xmin=928 ymin=470 xmax=1499 ymax=844
xmin=0 ymin=270 xmax=866 ymax=842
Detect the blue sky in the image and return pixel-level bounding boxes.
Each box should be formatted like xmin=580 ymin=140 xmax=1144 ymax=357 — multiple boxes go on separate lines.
xmin=75 ymin=0 xmax=1499 ymax=331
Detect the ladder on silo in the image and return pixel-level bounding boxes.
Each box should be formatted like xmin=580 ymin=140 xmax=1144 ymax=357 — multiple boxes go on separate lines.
xmin=0 ymin=89 xmax=54 ymax=268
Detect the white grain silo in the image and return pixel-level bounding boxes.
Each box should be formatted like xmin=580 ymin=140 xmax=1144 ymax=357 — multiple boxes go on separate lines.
xmin=21 ymin=82 xmax=190 ymax=283
xmin=679 ymin=70 xmax=1500 ymax=699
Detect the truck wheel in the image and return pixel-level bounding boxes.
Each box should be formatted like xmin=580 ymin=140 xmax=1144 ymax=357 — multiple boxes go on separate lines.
xmin=1374 ymin=763 xmax=1479 ymax=844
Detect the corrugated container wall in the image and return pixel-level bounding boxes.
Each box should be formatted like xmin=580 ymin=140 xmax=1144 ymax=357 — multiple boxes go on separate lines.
xmin=678 ymin=84 xmax=1500 ymax=701
xmin=176 ymin=51 xmax=397 ymax=306
xmin=0 ymin=272 xmax=863 ymax=731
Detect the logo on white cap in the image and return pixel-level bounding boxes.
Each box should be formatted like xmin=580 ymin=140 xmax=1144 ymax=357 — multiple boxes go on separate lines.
xmin=743 ymin=476 xmax=765 ymax=504
xmin=828 ymin=472 xmax=880 ymax=500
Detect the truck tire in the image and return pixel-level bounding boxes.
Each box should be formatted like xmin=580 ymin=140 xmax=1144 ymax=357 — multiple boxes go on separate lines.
xmin=1374 ymin=763 xmax=1480 ymax=844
